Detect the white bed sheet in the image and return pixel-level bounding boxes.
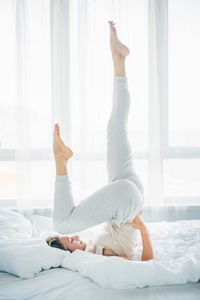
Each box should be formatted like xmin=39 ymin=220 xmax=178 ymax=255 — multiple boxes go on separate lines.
xmin=0 ymin=268 xmax=200 ymax=300
xmin=0 ymin=212 xmax=200 ymax=299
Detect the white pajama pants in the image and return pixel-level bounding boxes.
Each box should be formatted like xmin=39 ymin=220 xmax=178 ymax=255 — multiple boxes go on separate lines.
xmin=53 ymin=76 xmax=144 ymax=234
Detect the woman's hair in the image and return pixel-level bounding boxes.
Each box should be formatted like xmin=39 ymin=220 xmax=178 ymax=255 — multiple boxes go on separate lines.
xmin=46 ymin=235 xmax=72 ymax=253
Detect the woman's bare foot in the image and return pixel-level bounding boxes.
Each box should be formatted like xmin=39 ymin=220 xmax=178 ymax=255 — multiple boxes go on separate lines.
xmin=53 ymin=124 xmax=73 ymax=162
xmin=108 ymin=20 xmax=130 ymax=59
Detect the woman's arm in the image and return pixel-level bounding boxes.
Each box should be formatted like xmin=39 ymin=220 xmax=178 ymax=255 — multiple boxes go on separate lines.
xmin=87 ymin=244 xmax=131 ymax=259
xmin=103 ymin=249 xmax=132 ymax=260
xmin=126 ymin=211 xmax=154 ymax=261
xmin=139 ymin=224 xmax=154 ymax=261
xmin=103 ymin=249 xmax=116 ymax=256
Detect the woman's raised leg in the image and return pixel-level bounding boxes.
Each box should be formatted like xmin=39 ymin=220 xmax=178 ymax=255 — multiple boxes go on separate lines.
xmin=53 ymin=124 xmax=143 ymax=234
xmin=106 ymin=21 xmax=144 ymax=196
xmin=53 ymin=22 xmax=144 ymax=235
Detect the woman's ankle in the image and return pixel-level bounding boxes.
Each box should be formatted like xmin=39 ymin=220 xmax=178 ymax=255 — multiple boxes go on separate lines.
xmin=55 ymin=157 xmax=68 ymax=175
xmin=113 ymin=57 xmax=126 ymax=76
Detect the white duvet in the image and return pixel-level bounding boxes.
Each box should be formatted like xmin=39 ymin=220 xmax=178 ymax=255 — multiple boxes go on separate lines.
xmin=61 ymin=249 xmax=200 ymax=289
xmin=61 ymin=220 xmax=200 ymax=289
xmin=1 ymin=209 xmax=200 ymax=289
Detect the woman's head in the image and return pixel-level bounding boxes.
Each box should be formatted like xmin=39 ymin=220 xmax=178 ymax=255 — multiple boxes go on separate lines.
xmin=46 ymin=235 xmax=87 ymax=252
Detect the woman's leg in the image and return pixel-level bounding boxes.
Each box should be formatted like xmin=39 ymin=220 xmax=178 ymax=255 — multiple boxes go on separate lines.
xmin=53 ymin=124 xmax=143 ymax=234
xmin=106 ymin=21 xmax=144 ymax=196
xmin=54 ymin=173 xmax=142 ymax=234
xmin=53 ymin=22 xmax=144 ymax=235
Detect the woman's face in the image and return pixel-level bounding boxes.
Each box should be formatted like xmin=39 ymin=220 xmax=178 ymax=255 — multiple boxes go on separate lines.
xmin=59 ymin=235 xmax=87 ymax=252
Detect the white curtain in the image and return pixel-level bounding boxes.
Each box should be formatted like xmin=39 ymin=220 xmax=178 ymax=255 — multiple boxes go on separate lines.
xmin=50 ymin=0 xmax=149 ymax=205
xmin=0 ymin=0 xmax=200 ymax=216
xmin=0 ymin=0 xmax=53 ymax=208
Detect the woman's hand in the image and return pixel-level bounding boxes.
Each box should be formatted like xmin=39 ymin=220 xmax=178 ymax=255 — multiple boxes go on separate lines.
xmin=125 ymin=210 xmax=145 ymax=230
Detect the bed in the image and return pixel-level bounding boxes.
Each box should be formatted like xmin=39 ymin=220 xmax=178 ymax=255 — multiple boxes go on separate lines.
xmin=0 ymin=268 xmax=200 ymax=300
xmin=0 ymin=207 xmax=200 ymax=300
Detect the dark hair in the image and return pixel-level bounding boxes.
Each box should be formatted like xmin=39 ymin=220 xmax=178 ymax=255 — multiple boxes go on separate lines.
xmin=46 ymin=235 xmax=72 ymax=253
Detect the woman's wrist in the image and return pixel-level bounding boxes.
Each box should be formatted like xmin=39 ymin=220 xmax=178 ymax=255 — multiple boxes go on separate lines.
xmin=140 ymin=224 xmax=149 ymax=235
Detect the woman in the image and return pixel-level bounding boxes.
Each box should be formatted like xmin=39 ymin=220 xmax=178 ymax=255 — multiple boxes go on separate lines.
xmin=47 ymin=211 xmax=154 ymax=261
xmin=47 ymin=21 xmax=154 ymax=261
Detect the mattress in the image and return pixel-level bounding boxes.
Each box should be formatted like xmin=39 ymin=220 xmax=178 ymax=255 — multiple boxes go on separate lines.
xmin=0 ymin=268 xmax=200 ymax=300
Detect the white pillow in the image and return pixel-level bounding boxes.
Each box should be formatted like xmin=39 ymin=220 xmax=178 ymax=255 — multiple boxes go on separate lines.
xmin=0 ymin=236 xmax=69 ymax=278
xmin=31 ymin=215 xmax=55 ymax=238
xmin=0 ymin=209 xmax=32 ymax=238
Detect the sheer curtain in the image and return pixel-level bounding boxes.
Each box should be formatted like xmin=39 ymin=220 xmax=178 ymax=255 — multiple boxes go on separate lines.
xmin=0 ymin=0 xmax=53 ymax=208
xmin=0 ymin=0 xmax=200 ymax=219
xmin=51 ymin=0 xmax=149 ymax=205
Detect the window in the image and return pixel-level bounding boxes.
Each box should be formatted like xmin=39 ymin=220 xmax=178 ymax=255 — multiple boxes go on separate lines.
xmin=0 ymin=0 xmax=199 ymax=208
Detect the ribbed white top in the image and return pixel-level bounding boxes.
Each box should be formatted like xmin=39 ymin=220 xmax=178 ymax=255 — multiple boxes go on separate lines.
xmin=92 ymin=221 xmax=139 ymax=257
